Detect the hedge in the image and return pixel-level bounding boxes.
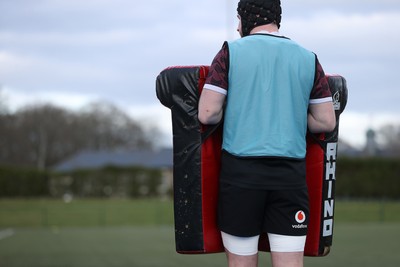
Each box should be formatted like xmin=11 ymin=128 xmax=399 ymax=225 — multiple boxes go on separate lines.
xmin=1 ymin=157 xmax=399 ymax=199
xmin=336 ymin=157 xmax=400 ymax=199
xmin=0 ymin=166 xmax=163 ymax=198
xmin=49 ymin=166 xmax=163 ymax=198
xmin=0 ymin=166 xmax=50 ymax=197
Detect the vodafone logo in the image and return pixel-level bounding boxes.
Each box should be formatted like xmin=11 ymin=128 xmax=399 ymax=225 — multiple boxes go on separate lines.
xmin=295 ymin=211 xmax=306 ymax=224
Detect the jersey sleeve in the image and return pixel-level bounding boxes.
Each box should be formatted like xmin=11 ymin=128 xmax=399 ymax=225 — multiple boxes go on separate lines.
xmin=203 ymin=42 xmax=229 ymax=95
xmin=310 ymin=57 xmax=333 ymax=104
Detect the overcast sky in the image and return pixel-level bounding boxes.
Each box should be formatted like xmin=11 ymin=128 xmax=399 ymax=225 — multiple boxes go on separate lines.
xmin=1 ymin=0 xmax=399 ymax=148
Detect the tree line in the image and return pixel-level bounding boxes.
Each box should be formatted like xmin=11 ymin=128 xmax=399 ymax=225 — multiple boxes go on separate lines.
xmin=1 ymin=90 xmax=399 ymax=171
xmin=0 ymin=100 xmax=161 ymax=170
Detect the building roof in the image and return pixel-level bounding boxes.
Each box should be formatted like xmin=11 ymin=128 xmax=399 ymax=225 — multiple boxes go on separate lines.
xmin=53 ymin=148 xmax=173 ymax=172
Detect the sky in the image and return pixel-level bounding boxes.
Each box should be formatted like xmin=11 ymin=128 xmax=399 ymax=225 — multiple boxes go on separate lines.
xmin=1 ymin=0 xmax=400 ymax=149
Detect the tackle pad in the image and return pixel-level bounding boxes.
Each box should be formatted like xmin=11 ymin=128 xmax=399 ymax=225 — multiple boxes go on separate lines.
xmin=156 ymin=66 xmax=348 ymax=256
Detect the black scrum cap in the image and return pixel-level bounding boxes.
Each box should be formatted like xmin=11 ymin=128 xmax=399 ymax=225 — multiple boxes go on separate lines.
xmin=237 ymin=0 xmax=282 ymax=36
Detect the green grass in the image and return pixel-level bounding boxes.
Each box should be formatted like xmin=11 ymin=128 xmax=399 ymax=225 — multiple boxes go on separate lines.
xmin=0 ymin=198 xmax=174 ymax=228
xmin=0 ymin=199 xmax=400 ymax=266
xmin=1 ymin=198 xmax=399 ymax=228
xmin=0 ymin=224 xmax=399 ymax=267
xmin=334 ymin=200 xmax=400 ymax=222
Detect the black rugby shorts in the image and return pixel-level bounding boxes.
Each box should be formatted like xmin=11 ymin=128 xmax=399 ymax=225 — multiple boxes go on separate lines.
xmin=218 ymin=182 xmax=309 ymax=237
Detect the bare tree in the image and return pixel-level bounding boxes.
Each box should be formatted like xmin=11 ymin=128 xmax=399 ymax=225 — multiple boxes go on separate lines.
xmin=0 ymin=101 xmax=160 ymax=170
xmin=379 ymin=124 xmax=400 ymax=156
xmin=78 ymin=101 xmax=154 ymax=150
xmin=4 ymin=104 xmax=75 ymax=170
xmin=0 ymin=86 xmax=9 ymax=115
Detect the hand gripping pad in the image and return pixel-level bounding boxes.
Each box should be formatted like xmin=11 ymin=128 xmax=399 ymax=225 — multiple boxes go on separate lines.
xmin=156 ymin=66 xmax=348 ymax=256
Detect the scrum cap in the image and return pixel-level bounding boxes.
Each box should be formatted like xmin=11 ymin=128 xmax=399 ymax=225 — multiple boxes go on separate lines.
xmin=237 ymin=0 xmax=282 ymax=36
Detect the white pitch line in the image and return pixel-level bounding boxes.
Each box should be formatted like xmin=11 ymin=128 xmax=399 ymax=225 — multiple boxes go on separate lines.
xmin=0 ymin=228 xmax=14 ymax=241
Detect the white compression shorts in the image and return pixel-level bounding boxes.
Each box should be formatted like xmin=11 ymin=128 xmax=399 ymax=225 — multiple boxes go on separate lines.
xmin=221 ymin=232 xmax=259 ymax=256
xmin=221 ymin=231 xmax=306 ymax=256
xmin=267 ymin=233 xmax=307 ymax=252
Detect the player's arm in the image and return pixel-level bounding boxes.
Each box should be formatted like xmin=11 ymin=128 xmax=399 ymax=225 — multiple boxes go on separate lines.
xmin=308 ymin=56 xmax=336 ymax=133
xmin=308 ymin=102 xmax=336 ymax=133
xmin=198 ymin=42 xmax=229 ymax=125
xmin=198 ymin=89 xmax=225 ymax=125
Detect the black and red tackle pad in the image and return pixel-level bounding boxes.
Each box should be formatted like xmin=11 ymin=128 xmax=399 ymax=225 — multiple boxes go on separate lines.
xmin=156 ymin=66 xmax=348 ymax=256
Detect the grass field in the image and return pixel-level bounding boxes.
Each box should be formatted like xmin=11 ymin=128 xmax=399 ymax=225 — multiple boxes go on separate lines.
xmin=0 ymin=199 xmax=400 ymax=267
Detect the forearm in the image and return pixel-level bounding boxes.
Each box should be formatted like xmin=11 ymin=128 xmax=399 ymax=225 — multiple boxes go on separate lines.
xmin=308 ymin=102 xmax=336 ymax=133
xmin=198 ymin=109 xmax=223 ymax=125
xmin=308 ymin=113 xmax=332 ymax=133
xmin=198 ymin=89 xmax=226 ymax=125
